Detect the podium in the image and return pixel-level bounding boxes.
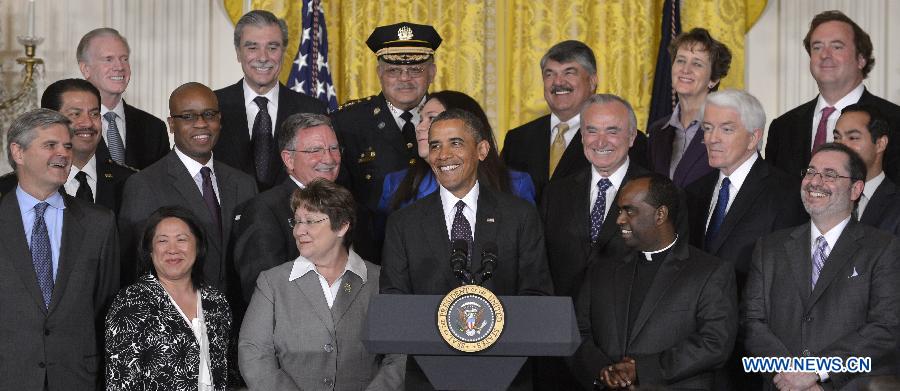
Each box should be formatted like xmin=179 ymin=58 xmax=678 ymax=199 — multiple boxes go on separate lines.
xmin=364 ymin=294 xmax=580 ymax=390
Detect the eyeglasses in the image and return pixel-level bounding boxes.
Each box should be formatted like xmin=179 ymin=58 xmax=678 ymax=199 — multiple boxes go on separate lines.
xmin=288 ymin=216 xmax=329 ymax=228
xmin=801 ymin=168 xmax=852 ymax=183
xmin=287 ymin=146 xmax=343 ymax=156
xmin=382 ymin=66 xmax=427 ymax=79
xmin=170 ymin=110 xmax=221 ymax=123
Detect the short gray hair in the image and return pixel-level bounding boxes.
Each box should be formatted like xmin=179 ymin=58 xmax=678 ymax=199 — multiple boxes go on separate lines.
xmin=7 ymin=109 xmax=73 ymax=169
xmin=702 ymin=89 xmax=766 ymax=150
xmin=234 ymin=10 xmax=289 ymax=48
xmin=277 ymin=113 xmax=334 ymax=152
xmin=76 ymin=28 xmax=130 ymax=63
xmin=540 ymin=40 xmax=597 ymax=75
xmin=580 ymin=94 xmax=638 ymax=134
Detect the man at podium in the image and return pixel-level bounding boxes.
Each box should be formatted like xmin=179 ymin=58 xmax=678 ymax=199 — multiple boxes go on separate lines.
xmin=380 ymin=108 xmax=553 ymax=389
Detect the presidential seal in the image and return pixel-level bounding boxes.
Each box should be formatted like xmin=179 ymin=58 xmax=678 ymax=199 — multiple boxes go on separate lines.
xmin=437 ymin=285 xmax=505 ymax=353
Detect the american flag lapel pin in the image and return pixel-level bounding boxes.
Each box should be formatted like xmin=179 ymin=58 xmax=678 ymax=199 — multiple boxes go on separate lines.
xmin=486 ymin=217 xmax=495 ymax=223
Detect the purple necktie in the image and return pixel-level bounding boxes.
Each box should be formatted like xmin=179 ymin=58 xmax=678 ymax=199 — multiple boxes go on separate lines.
xmin=200 ymin=167 xmax=222 ymax=236
xmin=811 ymin=235 xmax=829 ymax=288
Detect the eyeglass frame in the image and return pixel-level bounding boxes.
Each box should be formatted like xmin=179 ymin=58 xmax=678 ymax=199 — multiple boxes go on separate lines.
xmin=285 ymin=145 xmax=344 ymax=156
xmin=380 ymin=65 xmax=429 ymax=79
xmin=170 ymin=110 xmax=221 ymax=123
xmin=801 ymin=168 xmax=853 ymax=183
xmin=288 ymin=216 xmax=330 ymax=228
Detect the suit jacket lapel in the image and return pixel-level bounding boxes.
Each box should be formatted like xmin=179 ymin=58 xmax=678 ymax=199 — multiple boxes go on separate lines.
xmin=0 ymin=194 xmax=48 ymax=311
xmin=474 ymin=185 xmax=499 ymax=288
xmin=672 ymin=130 xmax=707 ymax=186
xmin=293 ymin=272 xmax=335 ymax=334
xmin=808 ymin=221 xmax=860 ymax=307
xmin=613 ymin=254 xmax=636 ymax=354
xmin=331 ymin=272 xmax=363 ymax=327
xmin=785 ymin=223 xmax=812 ymax=305
xmin=48 ymin=197 xmax=86 ymax=314
xmin=569 ymin=170 xmax=592 ymax=262
xmin=628 ymin=241 xmax=688 ymax=346
xmin=231 ymin=80 xmax=251 ymax=144
xmin=799 ymin=98 xmax=817 ymax=159
xmin=214 ymin=164 xmax=237 ymax=241
xmin=860 ymin=178 xmax=896 ymax=225
xmin=650 ymin=124 xmax=676 ymax=175
xmin=421 ymin=193 xmax=454 ymax=287
xmin=553 ymin=129 xmax=584 ymax=179
xmin=707 ymin=157 xmax=767 ymax=253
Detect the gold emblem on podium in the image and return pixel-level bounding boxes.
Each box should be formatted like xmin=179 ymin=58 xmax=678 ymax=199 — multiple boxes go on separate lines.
xmin=437 ymin=285 xmax=505 ymax=353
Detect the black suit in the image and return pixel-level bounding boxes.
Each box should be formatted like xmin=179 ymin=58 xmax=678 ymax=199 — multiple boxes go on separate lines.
xmin=859 ymin=176 xmax=900 ymax=235
xmin=96 ymin=101 xmax=170 ymax=170
xmin=765 ymin=88 xmax=900 ymax=182
xmin=572 ymin=239 xmax=738 ymax=390
xmin=214 ymin=80 xmax=327 ymax=191
xmin=118 ymin=151 xmax=258 ymax=289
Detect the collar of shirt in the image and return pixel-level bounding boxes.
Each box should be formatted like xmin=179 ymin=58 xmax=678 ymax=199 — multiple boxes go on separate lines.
xmin=387 ymin=96 xmax=427 ymax=131
xmin=863 ymin=171 xmax=885 ymax=201
xmin=705 ymin=153 xmax=758 ymax=229
xmin=100 ymin=99 xmax=127 ymax=146
xmin=288 ymin=248 xmax=369 ymax=283
xmin=813 ymin=82 xmax=865 ymax=144
xmin=811 ymin=215 xmax=852 ymax=251
xmin=289 ymin=175 xmax=307 ymax=189
xmin=664 ymin=104 xmax=699 ymax=132
xmin=100 ymin=98 xmax=126 ymax=118
xmin=590 ymin=158 xmax=629 ymax=214
xmin=16 ymin=185 xmax=66 ymax=214
xmin=16 ymin=185 xmax=66 ymax=280
xmin=439 ymin=180 xmax=480 ymax=238
xmin=642 ymin=235 xmax=678 ymax=261
xmin=549 ymin=112 xmax=581 ymax=146
xmin=65 ymin=155 xmax=98 ymax=199
xmin=174 ymin=146 xmax=215 ymax=178
xmin=243 ymin=79 xmax=280 ymax=137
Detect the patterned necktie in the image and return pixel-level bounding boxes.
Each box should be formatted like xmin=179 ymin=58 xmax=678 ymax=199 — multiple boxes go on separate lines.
xmin=31 ymin=202 xmax=54 ymax=308
xmin=74 ymin=171 xmax=94 ymax=203
xmin=400 ymin=111 xmax=416 ymax=155
xmin=103 ymin=112 xmax=126 ymax=165
xmin=200 ymin=167 xmax=222 ymax=236
xmin=450 ymin=200 xmax=474 ymax=258
xmin=590 ymin=178 xmax=613 ymax=243
xmin=813 ymin=106 xmax=836 ymax=151
xmin=705 ymin=177 xmax=731 ymax=250
xmin=252 ymin=96 xmax=274 ymax=186
xmin=811 ymin=235 xmax=829 ymax=288
xmin=549 ymin=122 xmax=570 ymax=177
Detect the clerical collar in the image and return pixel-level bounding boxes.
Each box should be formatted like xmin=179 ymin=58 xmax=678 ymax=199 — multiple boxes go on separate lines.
xmin=642 ymin=235 xmax=678 ymax=261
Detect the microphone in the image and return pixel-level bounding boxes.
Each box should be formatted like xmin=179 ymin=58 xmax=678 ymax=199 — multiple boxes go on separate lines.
xmin=479 ymin=242 xmax=498 ymax=285
xmin=450 ymin=239 xmax=472 ymax=285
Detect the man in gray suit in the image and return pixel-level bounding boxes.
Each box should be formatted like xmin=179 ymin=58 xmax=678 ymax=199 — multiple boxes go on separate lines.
xmin=0 ymin=109 xmax=119 ymax=390
xmin=743 ymin=142 xmax=900 ymax=390
xmin=119 ymin=82 xmax=257 ymax=290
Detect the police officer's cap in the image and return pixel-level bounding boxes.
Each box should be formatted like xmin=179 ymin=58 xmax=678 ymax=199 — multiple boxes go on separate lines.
xmin=366 ymin=22 xmax=442 ymax=65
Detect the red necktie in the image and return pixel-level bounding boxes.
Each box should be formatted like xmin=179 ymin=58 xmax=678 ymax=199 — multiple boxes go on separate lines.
xmin=813 ymin=106 xmax=836 ymax=151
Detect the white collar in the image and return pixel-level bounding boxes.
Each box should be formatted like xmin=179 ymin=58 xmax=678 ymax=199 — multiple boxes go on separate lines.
xmin=816 ymin=82 xmax=865 ymax=112
xmin=289 ymin=175 xmax=306 ymax=189
xmin=439 ymin=180 xmax=480 ymax=214
xmin=642 ymin=235 xmax=678 ymax=261
xmin=288 ymin=249 xmax=368 ymax=283
xmin=550 ymin=112 xmax=581 ymax=132
xmin=591 ymin=157 xmax=630 ymax=189
xmin=101 ymin=98 xmax=126 ymax=118
xmin=243 ymin=79 xmax=279 ymax=108
xmin=811 ymin=215 xmax=852 ymax=249
xmin=718 ymin=153 xmax=758 ymax=192
xmin=70 ymin=155 xmax=98 ymax=182
xmin=174 ymin=146 xmax=215 ymax=178
xmin=863 ymin=171 xmax=886 ymax=200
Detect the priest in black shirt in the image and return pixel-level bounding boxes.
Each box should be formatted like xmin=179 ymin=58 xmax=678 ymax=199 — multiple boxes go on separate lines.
xmin=572 ymin=173 xmax=737 ymax=390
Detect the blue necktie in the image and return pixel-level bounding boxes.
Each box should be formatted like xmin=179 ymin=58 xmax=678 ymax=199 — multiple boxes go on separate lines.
xmin=590 ymin=178 xmax=613 ymax=243
xmin=103 ymin=112 xmax=126 ymax=165
xmin=30 ymin=202 xmax=54 ymax=308
xmin=705 ymin=177 xmax=731 ymax=249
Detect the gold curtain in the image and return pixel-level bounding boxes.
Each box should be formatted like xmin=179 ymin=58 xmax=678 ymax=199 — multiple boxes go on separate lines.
xmin=224 ymin=0 xmax=766 ymax=148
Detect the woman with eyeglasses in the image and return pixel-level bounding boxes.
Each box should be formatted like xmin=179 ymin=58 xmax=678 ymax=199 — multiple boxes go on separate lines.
xmin=239 ymin=179 xmax=404 ymax=390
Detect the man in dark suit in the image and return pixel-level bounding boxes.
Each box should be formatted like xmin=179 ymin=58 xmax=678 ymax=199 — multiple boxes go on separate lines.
xmin=381 ymin=109 xmax=553 ymax=390
xmin=765 ymin=10 xmax=900 ymax=183
xmin=743 ymin=143 xmax=900 ymax=390
xmin=0 ymin=109 xmax=119 ymax=390
xmin=231 ymin=113 xmax=341 ymax=305
xmin=572 ymin=173 xmax=737 ymax=390
xmin=119 ymin=82 xmax=257 ymax=289
xmin=834 ymin=103 xmax=900 ymax=234
xmin=78 ymin=28 xmax=170 ymax=169
xmin=332 ymin=22 xmax=442 ymax=211
xmin=215 ymin=10 xmax=327 ymax=192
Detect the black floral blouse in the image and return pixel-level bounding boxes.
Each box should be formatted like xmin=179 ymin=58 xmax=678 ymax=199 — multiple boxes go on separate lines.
xmin=105 ymin=274 xmax=231 ymax=390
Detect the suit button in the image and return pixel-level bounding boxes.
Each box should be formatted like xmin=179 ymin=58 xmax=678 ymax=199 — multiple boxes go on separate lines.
xmin=365 ymin=174 xmax=372 ymax=180
xmin=44 ymin=329 xmax=50 ymax=336
xmin=804 ymin=316 xmax=812 ymax=322
xmin=323 ymin=343 xmax=334 ymax=353
xmin=38 ymin=362 xmax=46 ymax=368
xmin=802 ymin=349 xmax=811 ymax=356
xmin=406 ymin=142 xmax=414 ymax=149
xmin=323 ymin=377 xmax=333 ymax=386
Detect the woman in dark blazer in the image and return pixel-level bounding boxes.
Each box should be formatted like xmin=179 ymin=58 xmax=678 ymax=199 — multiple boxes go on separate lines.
xmin=105 ymin=206 xmax=231 ymax=391
xmin=377 ymin=90 xmax=536 ymax=214
xmin=647 ymin=28 xmax=732 ymax=188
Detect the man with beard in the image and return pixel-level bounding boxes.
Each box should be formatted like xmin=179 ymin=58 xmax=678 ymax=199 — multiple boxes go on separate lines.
xmin=215 ymin=10 xmax=327 ymax=191
xmin=119 ymin=82 xmax=257 ymax=288
xmin=572 ymin=173 xmax=737 ymax=390
xmin=743 ymin=142 xmax=900 ymax=389
xmin=0 ymin=109 xmax=119 ymax=390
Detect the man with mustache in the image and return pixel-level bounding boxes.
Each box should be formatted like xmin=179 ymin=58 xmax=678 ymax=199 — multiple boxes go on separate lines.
xmin=765 ymin=10 xmax=900 ymax=185
xmin=215 ymin=10 xmax=327 ymax=191
xmin=77 ymin=28 xmax=170 ymax=170
xmin=119 ymin=82 xmax=257 ymax=288
xmin=502 ymin=40 xmax=648 ymax=200
xmin=743 ymin=142 xmax=900 ymax=390
xmin=572 ymin=173 xmax=737 ymax=390
xmin=0 ymin=108 xmax=119 ymax=390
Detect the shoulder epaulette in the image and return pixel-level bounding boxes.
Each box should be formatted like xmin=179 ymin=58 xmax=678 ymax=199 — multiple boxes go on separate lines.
xmin=338 ymin=95 xmax=375 ymax=111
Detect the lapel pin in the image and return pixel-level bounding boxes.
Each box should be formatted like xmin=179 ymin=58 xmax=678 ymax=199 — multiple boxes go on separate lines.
xmin=377 ymin=122 xmax=386 ymax=129
xmin=343 ymin=282 xmax=352 ymax=293
xmin=104 ymin=173 xmax=113 ymax=178
xmin=486 ymin=218 xmax=495 ymax=223
xmin=373 ymin=107 xmax=381 ymax=115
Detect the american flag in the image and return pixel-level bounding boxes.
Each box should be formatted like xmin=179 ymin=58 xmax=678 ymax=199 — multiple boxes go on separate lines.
xmin=287 ymin=0 xmax=338 ymax=112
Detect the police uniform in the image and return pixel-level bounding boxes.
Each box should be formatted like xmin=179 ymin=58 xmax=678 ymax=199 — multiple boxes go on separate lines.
xmin=332 ymin=22 xmax=442 ymax=212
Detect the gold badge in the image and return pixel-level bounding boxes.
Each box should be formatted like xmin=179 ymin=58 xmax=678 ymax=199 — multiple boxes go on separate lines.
xmin=373 ymin=107 xmax=381 ymax=115
xmin=437 ymin=285 xmax=505 ymax=353
xmin=398 ymin=25 xmax=414 ymax=41
xmin=343 ymin=282 xmax=352 ymax=293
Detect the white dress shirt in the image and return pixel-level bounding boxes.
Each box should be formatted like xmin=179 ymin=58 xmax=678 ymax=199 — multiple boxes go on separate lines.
xmin=549 ymin=113 xmax=581 ymax=147
xmin=288 ymin=249 xmax=368 ymax=308
xmin=64 ymin=155 xmax=98 ymax=202
xmin=386 ymin=96 xmax=427 ymax=131
xmin=100 ymin=99 xmax=127 ymax=148
xmin=439 ymin=181 xmax=480 ymax=240
xmin=174 ymin=147 xmax=220 ymax=203
xmin=859 ymin=171 xmax=885 ymax=218
xmin=243 ymin=80 xmax=280 ymax=138
xmin=705 ymin=153 xmax=758 ymax=230
xmin=812 ymin=82 xmax=865 ymax=145
xmin=589 ymin=158 xmax=630 ymax=218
